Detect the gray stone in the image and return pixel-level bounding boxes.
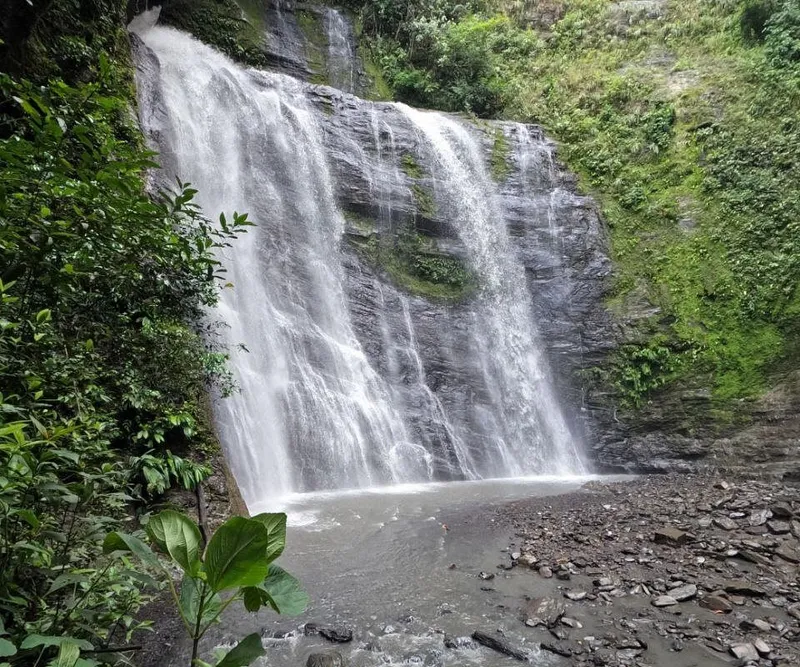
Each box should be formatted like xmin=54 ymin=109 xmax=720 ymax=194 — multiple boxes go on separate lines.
xmin=670 ymin=584 xmax=697 ymax=601
xmin=774 ymin=542 xmax=800 ymax=563
xmin=319 ymin=628 xmax=353 ymax=644
xmin=564 ymin=590 xmax=587 ymax=601
xmin=653 ymin=527 xmax=690 ymax=545
xmin=753 ymin=638 xmax=771 ymax=656
xmin=538 ymin=565 xmax=553 ymax=578
xmin=723 ymin=580 xmax=765 ymax=597
xmin=471 ymin=631 xmax=528 ymax=662
xmin=767 ymin=520 xmax=791 ymax=535
xmin=651 ymin=595 xmax=678 ymax=607
xmin=699 ymin=595 xmax=732 ymax=613
xmin=713 ymin=517 xmax=738 ymax=531
xmin=524 ymin=597 xmax=566 ymax=628
xmin=306 ymin=653 xmax=345 ymax=667
xmin=749 ymin=509 xmax=771 ymax=526
xmin=729 ymin=643 xmax=759 ymax=661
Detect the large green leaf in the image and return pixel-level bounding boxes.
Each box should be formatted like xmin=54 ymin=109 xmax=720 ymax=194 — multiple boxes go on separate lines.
xmin=0 ymin=639 xmax=15 ymax=657
xmin=55 ymin=641 xmax=80 ymax=667
xmin=258 ymin=565 xmax=308 ymax=616
xmin=241 ymin=586 xmax=268 ymax=613
xmin=146 ymin=510 xmax=202 ymax=576
xmin=214 ymin=633 xmax=265 ymax=667
xmin=204 ymin=517 xmax=269 ymax=593
xmin=20 ymin=635 xmax=93 ymax=651
xmin=102 ymin=531 xmax=161 ymax=570
xmin=250 ymin=512 xmax=286 ymax=562
xmin=179 ymin=574 xmax=223 ymax=632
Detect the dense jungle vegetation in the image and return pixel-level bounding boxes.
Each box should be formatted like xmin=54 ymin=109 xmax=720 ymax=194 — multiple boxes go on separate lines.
xmin=347 ymin=0 xmax=800 ymax=414
xmin=0 ymin=1 xmax=281 ymax=664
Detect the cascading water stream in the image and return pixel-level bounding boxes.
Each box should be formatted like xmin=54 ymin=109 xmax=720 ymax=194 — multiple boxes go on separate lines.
xmin=132 ymin=19 xmax=586 ymax=509
xmin=324 ymin=8 xmax=357 ymax=93
xmin=397 ymin=107 xmax=584 ymax=476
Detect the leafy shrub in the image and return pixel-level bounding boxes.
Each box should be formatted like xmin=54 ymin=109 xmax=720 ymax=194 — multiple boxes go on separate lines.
xmin=0 ymin=55 xmax=249 ymax=662
xmin=740 ymin=0 xmax=778 ymax=43
xmin=106 ymin=510 xmax=307 ymax=666
xmin=765 ymin=0 xmax=800 ymax=63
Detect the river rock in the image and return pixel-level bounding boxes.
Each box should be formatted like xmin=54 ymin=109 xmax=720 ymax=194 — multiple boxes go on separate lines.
xmin=471 ymin=631 xmax=528 ymax=661
xmin=524 ymin=597 xmax=566 ymax=627
xmin=653 ymin=527 xmax=690 ymax=546
xmin=670 ymin=583 xmax=697 ymax=601
xmin=538 ymin=565 xmax=553 ymax=578
xmin=724 ymin=580 xmax=766 ymax=596
xmin=714 ymin=517 xmax=738 ymax=531
xmin=652 ymin=595 xmax=678 ymax=607
xmin=319 ymin=628 xmax=354 ymax=643
xmin=771 ymin=502 xmax=793 ymax=518
xmin=774 ymin=542 xmax=800 ymax=563
xmin=729 ymin=643 xmax=759 ymax=661
xmin=540 ymin=641 xmax=572 ymax=658
xmin=753 ymin=638 xmax=771 ymax=656
xmin=767 ymin=520 xmax=791 ymax=535
xmin=306 ymin=652 xmax=345 ymax=667
xmin=564 ymin=590 xmax=587 ymax=601
xmin=749 ymin=509 xmax=771 ymax=526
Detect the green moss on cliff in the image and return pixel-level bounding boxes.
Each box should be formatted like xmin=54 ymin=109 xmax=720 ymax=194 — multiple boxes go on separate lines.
xmin=490 ymin=127 xmax=511 ymax=181
xmin=347 ymin=219 xmax=476 ymax=301
xmin=349 ymin=0 xmax=800 ymax=415
xmin=296 ymin=8 xmax=329 ymax=85
xmin=158 ymin=0 xmax=268 ymax=68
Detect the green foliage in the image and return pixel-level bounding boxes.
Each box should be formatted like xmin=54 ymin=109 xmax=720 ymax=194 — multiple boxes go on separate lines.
xmin=131 ymin=450 xmax=213 ymax=496
xmin=612 ymin=341 xmax=684 ymax=408
xmin=0 ymin=415 xmax=156 ymax=666
xmin=401 ymin=153 xmax=424 ymax=179
xmin=764 ymin=0 xmax=800 ymax=63
xmin=489 ymin=128 xmax=511 ymax=181
xmin=0 ymin=37 xmax=249 ymax=665
xmin=740 ymin=0 xmax=778 ymax=43
xmin=158 ymin=0 xmax=269 ymax=68
xmin=351 ymin=224 xmax=477 ymax=301
xmin=106 ymin=510 xmax=307 ymax=666
xmin=355 ymin=1 xmax=538 ymax=114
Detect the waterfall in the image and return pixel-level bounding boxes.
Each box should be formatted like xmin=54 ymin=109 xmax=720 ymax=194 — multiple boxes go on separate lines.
xmin=132 ymin=23 xmax=586 ymax=508
xmin=324 ymin=8 xmax=357 ymax=94
xmin=398 ymin=107 xmax=584 ymax=476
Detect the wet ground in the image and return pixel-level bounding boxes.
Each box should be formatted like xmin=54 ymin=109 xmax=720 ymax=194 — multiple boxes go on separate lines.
xmin=141 ymin=475 xmax=800 ymax=667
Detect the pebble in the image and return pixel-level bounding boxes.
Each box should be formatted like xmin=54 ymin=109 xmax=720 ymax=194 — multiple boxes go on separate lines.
xmin=767 ymin=520 xmax=791 ymax=535
xmin=651 ymin=595 xmax=678 ymax=607
xmin=729 ymin=643 xmax=759 ymax=661
xmin=670 ymin=583 xmax=697 ymax=601
xmin=564 ymin=590 xmax=587 ymax=601
xmin=714 ymin=517 xmax=738 ymax=531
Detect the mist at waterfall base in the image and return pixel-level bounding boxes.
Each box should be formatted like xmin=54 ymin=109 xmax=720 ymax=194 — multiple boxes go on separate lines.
xmin=134 ymin=20 xmax=591 ymax=513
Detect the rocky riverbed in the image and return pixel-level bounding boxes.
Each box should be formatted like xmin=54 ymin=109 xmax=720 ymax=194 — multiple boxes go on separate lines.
xmin=491 ymin=474 xmax=800 ymax=666
xmin=141 ymin=475 xmax=800 ymax=667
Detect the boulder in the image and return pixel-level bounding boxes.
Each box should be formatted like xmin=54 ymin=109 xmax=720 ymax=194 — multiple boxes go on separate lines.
xmin=471 ymin=631 xmax=528 ymax=661
xmin=306 ymin=653 xmax=345 ymax=667
xmin=319 ymin=628 xmax=354 ymax=643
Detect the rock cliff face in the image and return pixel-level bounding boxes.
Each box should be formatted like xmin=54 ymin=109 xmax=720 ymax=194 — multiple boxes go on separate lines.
xmin=134 ymin=0 xmax=799 ymax=479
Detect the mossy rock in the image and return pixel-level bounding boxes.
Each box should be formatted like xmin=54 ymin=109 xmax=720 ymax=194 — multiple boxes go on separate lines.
xmin=346 ymin=218 xmax=476 ymax=302
xmin=157 ymin=0 xmax=268 ymax=69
